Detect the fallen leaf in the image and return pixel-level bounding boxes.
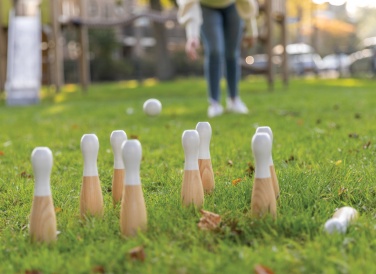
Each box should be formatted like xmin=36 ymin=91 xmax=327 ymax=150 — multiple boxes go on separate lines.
xmin=198 ymin=209 xmax=221 ymax=231
xmin=20 ymin=171 xmax=32 ymax=178
xmin=92 ymin=265 xmax=105 ymax=273
xmin=232 ymin=178 xmax=242 ymax=186
xmin=338 ymin=187 xmax=347 ymax=196
xmin=128 ymin=246 xmax=146 ymax=262
xmin=254 ymin=264 xmax=274 ymax=274
xmin=25 ymin=271 xmax=42 ymax=274
xmin=71 ymin=124 xmax=79 ymax=129
xmin=296 ymin=119 xmax=304 ymax=126
xmin=0 ymin=151 xmax=4 ymax=156
xmin=55 ymin=207 xmax=62 ymax=213
xmin=284 ymin=155 xmax=295 ymax=163
xmin=130 ymin=135 xmax=139 ymax=139
xmin=348 ymin=133 xmax=359 ymax=138
xmin=363 ymin=141 xmax=371 ymax=149
xmin=335 ymin=160 xmax=342 ymax=166
xmin=227 ymin=160 xmax=233 ymax=166
xmin=246 ymin=162 xmax=255 ymax=177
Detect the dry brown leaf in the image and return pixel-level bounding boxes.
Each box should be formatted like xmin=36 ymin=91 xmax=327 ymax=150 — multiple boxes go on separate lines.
xmin=363 ymin=141 xmax=371 ymax=149
xmin=130 ymin=135 xmax=139 ymax=139
xmin=92 ymin=265 xmax=105 ymax=273
xmin=227 ymin=160 xmax=233 ymax=166
xmin=20 ymin=171 xmax=32 ymax=178
xmin=128 ymin=246 xmax=146 ymax=262
xmin=71 ymin=124 xmax=79 ymax=129
xmin=232 ymin=178 xmax=242 ymax=186
xmin=246 ymin=162 xmax=255 ymax=177
xmin=55 ymin=207 xmax=62 ymax=213
xmin=254 ymin=264 xmax=274 ymax=274
xmin=198 ymin=209 xmax=221 ymax=231
xmin=0 ymin=151 xmax=4 ymax=156
xmin=338 ymin=187 xmax=347 ymax=196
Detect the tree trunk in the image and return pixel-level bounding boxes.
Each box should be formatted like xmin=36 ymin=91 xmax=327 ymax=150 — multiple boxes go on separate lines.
xmin=149 ymin=0 xmax=173 ymax=81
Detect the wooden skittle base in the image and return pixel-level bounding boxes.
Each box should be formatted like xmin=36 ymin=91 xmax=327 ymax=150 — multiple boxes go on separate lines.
xmin=181 ymin=170 xmax=204 ymax=208
xmin=270 ymin=165 xmax=280 ymax=199
xmin=250 ymin=177 xmax=277 ymax=219
xmin=80 ymin=176 xmax=104 ymax=218
xmin=120 ymin=185 xmax=147 ymax=237
xmin=198 ymin=159 xmax=215 ymax=194
xmin=29 ymin=196 xmax=57 ymax=243
xmin=112 ymin=169 xmax=125 ymax=205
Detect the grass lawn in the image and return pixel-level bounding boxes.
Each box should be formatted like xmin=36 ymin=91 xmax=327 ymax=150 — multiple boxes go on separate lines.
xmin=1 ymin=77 xmax=376 ymax=273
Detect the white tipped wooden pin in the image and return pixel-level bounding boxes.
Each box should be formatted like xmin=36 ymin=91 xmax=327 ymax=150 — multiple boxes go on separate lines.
xmin=256 ymin=126 xmax=280 ymax=199
xmin=324 ymin=206 xmax=358 ymax=234
xmin=80 ymin=134 xmax=104 ymax=218
xmin=110 ymin=130 xmax=127 ymax=205
xmin=29 ymin=147 xmax=57 ymax=243
xmin=120 ymin=139 xmax=147 ymax=237
xmin=181 ymin=130 xmax=204 ymax=207
xmin=196 ymin=122 xmax=215 ymax=193
xmin=250 ymin=133 xmax=276 ymax=219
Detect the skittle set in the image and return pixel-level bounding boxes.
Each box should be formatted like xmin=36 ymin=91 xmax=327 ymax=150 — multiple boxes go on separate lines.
xmin=29 ymin=123 xmax=358 ymax=244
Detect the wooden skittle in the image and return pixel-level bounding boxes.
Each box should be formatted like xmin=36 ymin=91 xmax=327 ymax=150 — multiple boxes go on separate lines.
xmin=120 ymin=139 xmax=147 ymax=237
xmin=30 ymin=196 xmax=57 ymax=243
xmin=80 ymin=134 xmax=104 ymax=218
xmin=324 ymin=206 xmax=358 ymax=234
xmin=181 ymin=130 xmax=204 ymax=207
xmin=110 ymin=130 xmax=127 ymax=205
xmin=250 ymin=133 xmax=276 ymax=219
xmin=120 ymin=185 xmax=147 ymax=237
xmin=80 ymin=176 xmax=104 ymax=217
xmin=29 ymin=147 xmax=57 ymax=244
xmin=181 ymin=170 xmax=204 ymax=207
xmin=112 ymin=169 xmax=125 ymax=205
xmin=270 ymin=165 xmax=280 ymax=199
xmin=256 ymin=126 xmax=280 ymax=199
xmin=198 ymin=159 xmax=215 ymax=193
xmin=196 ymin=122 xmax=215 ymax=193
xmin=250 ymin=177 xmax=276 ymax=218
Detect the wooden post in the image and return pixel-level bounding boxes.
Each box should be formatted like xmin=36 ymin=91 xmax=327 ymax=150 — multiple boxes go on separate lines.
xmin=0 ymin=1 xmax=5 ymax=92
xmin=266 ymin=0 xmax=274 ymax=91
xmin=50 ymin=0 xmax=63 ymax=92
xmin=281 ymin=1 xmax=288 ymax=87
xmin=78 ymin=0 xmax=90 ymax=92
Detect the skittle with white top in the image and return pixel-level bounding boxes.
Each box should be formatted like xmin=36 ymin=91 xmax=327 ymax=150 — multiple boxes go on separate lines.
xmin=80 ymin=134 xmax=104 ymax=218
xmin=324 ymin=206 xmax=358 ymax=234
xmin=181 ymin=130 xmax=204 ymax=207
xmin=110 ymin=130 xmax=127 ymax=205
xmin=196 ymin=122 xmax=215 ymax=193
xmin=120 ymin=139 xmax=147 ymax=237
xmin=29 ymin=147 xmax=57 ymax=243
xmin=256 ymin=126 xmax=280 ymax=199
xmin=250 ymin=133 xmax=276 ymax=219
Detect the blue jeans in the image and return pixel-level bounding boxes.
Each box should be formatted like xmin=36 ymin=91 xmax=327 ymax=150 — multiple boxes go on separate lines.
xmin=201 ymin=3 xmax=243 ymax=103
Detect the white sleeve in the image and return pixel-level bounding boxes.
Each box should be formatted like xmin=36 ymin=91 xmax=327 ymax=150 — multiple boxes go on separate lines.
xmin=235 ymin=0 xmax=259 ymax=38
xmin=177 ymin=0 xmax=202 ymax=40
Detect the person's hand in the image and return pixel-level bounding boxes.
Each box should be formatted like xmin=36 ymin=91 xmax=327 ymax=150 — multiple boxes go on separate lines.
xmin=185 ymin=37 xmax=200 ymax=60
xmin=243 ymin=36 xmax=257 ymax=49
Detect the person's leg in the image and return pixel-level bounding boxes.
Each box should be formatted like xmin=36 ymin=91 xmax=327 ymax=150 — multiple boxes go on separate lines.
xmin=201 ymin=5 xmax=224 ymax=105
xmin=222 ymin=4 xmax=249 ymax=114
xmin=223 ymin=3 xmax=243 ymax=99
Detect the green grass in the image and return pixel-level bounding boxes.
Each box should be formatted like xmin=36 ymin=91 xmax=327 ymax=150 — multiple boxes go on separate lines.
xmin=1 ymin=77 xmax=376 ymax=273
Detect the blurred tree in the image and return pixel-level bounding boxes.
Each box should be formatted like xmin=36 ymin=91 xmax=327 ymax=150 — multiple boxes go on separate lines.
xmin=149 ymin=0 xmax=173 ymax=80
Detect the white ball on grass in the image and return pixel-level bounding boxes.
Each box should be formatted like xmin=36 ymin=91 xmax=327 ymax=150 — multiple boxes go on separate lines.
xmin=143 ymin=99 xmax=162 ymax=116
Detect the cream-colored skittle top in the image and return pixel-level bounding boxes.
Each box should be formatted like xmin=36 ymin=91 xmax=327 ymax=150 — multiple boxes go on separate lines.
xmin=177 ymin=0 xmax=258 ymax=40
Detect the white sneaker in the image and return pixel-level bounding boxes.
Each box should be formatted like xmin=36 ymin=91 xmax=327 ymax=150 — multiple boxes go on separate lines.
xmin=226 ymin=97 xmax=249 ymax=114
xmin=208 ymin=102 xmax=224 ymax=118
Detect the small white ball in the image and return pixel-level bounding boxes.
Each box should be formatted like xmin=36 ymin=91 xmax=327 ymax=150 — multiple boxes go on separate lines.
xmin=143 ymin=99 xmax=162 ymax=116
